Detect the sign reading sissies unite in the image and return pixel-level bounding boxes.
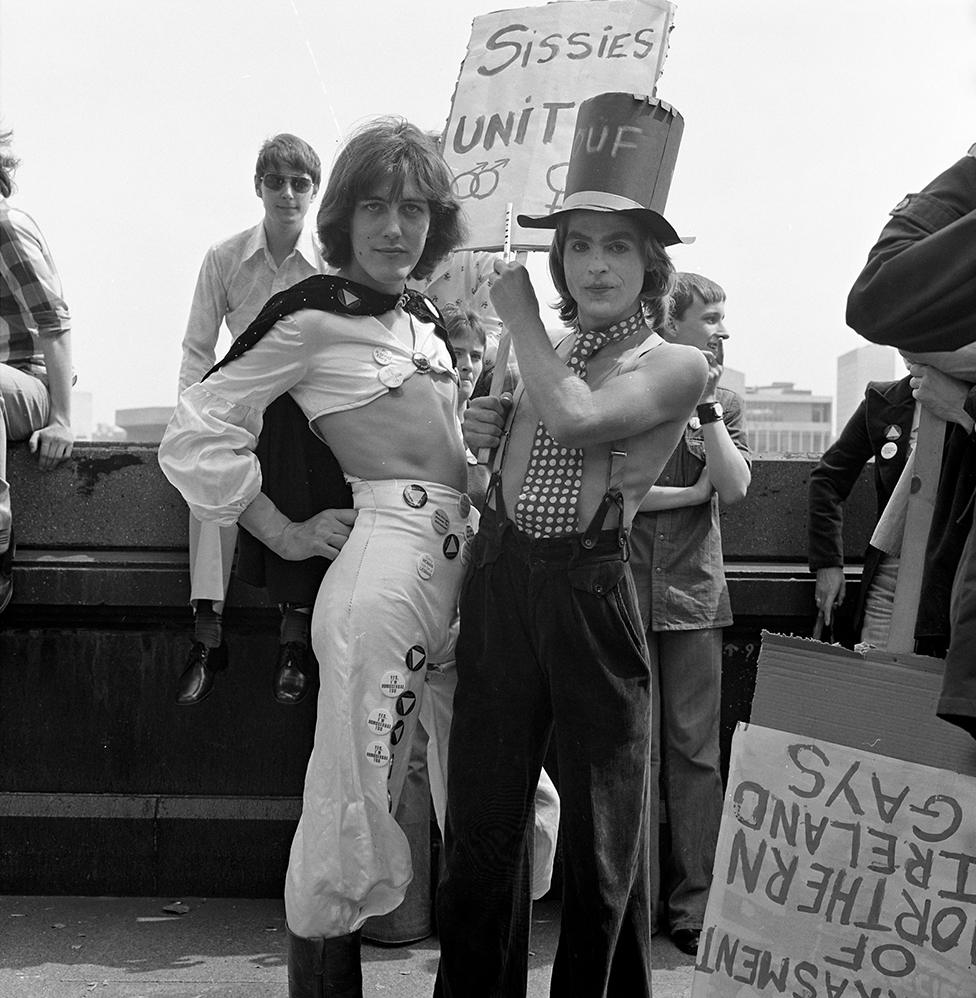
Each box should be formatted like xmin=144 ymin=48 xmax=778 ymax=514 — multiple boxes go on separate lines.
xmin=442 ymin=0 xmax=677 ymax=252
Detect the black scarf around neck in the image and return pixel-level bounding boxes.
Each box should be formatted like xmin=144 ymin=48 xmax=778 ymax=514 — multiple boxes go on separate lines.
xmin=203 ymin=275 xmax=453 ymax=381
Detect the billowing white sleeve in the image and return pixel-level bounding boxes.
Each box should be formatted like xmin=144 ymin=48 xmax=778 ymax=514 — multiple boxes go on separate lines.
xmin=159 ymin=316 xmax=309 ymax=526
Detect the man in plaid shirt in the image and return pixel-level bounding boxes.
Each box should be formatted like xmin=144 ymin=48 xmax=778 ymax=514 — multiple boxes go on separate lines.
xmin=0 ymin=130 xmax=74 ymax=612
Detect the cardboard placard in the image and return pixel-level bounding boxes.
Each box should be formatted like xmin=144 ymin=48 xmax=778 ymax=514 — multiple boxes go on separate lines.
xmin=693 ymin=723 xmax=976 ymax=997
xmin=750 ymin=631 xmax=976 ymax=778
xmin=443 ymin=0 xmax=675 ymax=251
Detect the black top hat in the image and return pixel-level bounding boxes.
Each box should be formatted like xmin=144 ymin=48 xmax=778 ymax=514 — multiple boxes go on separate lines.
xmin=518 ymin=92 xmax=691 ymax=246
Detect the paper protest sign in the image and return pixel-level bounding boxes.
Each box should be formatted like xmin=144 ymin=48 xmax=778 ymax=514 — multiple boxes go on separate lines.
xmin=443 ymin=0 xmax=676 ymax=251
xmin=692 ymin=723 xmax=976 ymax=997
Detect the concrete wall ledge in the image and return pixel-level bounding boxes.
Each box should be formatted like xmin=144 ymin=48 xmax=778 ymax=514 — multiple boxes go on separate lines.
xmin=5 ymin=441 xmax=876 ymax=613
xmin=1 ymin=441 xmax=878 ymax=896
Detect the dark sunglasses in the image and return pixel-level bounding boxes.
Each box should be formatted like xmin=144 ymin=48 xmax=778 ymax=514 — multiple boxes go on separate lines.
xmin=261 ymin=173 xmax=314 ymax=194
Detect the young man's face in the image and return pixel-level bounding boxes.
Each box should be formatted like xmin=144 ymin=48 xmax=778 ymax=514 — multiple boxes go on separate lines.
xmin=450 ymin=327 xmax=485 ymax=403
xmin=669 ymin=295 xmax=729 ymax=361
xmin=562 ymin=211 xmax=648 ymax=330
xmin=255 ymin=163 xmax=316 ymax=228
xmin=342 ymin=177 xmax=431 ymax=294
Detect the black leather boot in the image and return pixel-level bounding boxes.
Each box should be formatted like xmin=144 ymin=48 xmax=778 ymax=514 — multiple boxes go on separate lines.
xmin=287 ymin=928 xmax=362 ymax=998
xmin=175 ymin=641 xmax=228 ymax=705
xmin=273 ymin=642 xmax=312 ymax=704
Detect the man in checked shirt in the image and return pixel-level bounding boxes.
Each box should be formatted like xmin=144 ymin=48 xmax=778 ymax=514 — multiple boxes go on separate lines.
xmin=0 ymin=129 xmax=74 ymax=613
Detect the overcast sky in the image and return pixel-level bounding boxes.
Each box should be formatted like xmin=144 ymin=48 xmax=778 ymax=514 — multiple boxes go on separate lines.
xmin=2 ymin=0 xmax=975 ymax=426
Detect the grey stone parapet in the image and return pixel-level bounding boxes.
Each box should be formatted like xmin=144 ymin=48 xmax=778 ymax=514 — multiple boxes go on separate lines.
xmin=5 ymin=441 xmax=267 ymax=612
xmin=4 ymin=441 xmax=876 ymax=615
xmin=0 ymin=443 xmax=877 ymax=896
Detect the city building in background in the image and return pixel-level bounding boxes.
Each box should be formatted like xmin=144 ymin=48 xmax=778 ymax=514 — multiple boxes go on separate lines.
xmin=114 ymin=407 xmax=174 ymax=443
xmin=835 ymin=344 xmax=901 ymax=436
xmin=741 ymin=382 xmax=832 ymax=457
xmin=719 ymin=366 xmax=746 ymax=398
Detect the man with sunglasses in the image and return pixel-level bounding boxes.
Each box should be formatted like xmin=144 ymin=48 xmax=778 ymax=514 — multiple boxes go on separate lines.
xmin=175 ymin=132 xmax=355 ymax=706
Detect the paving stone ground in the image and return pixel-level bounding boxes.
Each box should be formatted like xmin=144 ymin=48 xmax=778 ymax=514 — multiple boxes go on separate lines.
xmin=0 ymin=895 xmax=697 ymax=997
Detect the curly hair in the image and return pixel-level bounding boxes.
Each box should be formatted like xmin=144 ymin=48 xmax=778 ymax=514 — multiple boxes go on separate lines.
xmin=548 ymin=213 xmax=675 ymax=332
xmin=317 ymin=117 xmax=466 ymax=281
xmin=0 ymin=129 xmax=21 ymax=198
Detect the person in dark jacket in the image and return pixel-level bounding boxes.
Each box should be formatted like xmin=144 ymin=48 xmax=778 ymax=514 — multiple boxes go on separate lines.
xmin=846 ymin=145 xmax=976 ymax=737
xmin=808 ymin=376 xmax=914 ymax=646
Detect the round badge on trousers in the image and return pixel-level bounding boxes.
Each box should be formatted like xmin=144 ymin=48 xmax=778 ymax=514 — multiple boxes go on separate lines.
xmin=431 ymin=508 xmax=450 ymax=534
xmin=403 ymin=484 xmax=428 ymax=508
xmin=380 ymin=671 xmax=407 ymax=698
xmin=365 ymin=741 xmax=391 ymax=767
xmin=378 ymin=366 xmax=404 ymax=389
xmin=442 ymin=534 xmax=460 ymax=560
xmin=367 ymin=707 xmax=394 ymax=736
xmin=418 ymin=554 xmax=435 ymax=579
xmin=373 ymin=347 xmax=394 ymax=366
xmin=880 ymin=441 xmax=898 ymax=460
xmin=458 ymin=494 xmax=471 ymax=518
xmin=405 ymin=645 xmax=427 ymax=672
xmin=395 ymin=690 xmax=417 ymax=716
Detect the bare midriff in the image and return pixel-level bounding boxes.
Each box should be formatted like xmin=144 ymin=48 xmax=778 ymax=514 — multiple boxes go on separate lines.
xmin=312 ymin=370 xmax=468 ymax=493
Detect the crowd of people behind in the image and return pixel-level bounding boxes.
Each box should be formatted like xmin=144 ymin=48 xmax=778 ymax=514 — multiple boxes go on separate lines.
xmin=2 ymin=101 xmax=975 ymax=998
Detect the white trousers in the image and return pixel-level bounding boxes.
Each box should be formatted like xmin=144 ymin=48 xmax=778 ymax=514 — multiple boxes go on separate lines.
xmin=187 ymin=514 xmax=237 ymax=612
xmin=284 ymin=479 xmax=477 ymax=939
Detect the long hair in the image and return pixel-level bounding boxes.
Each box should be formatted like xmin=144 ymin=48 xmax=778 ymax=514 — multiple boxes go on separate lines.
xmin=548 ymin=213 xmax=675 ymax=331
xmin=317 ymin=118 xmax=466 ymax=281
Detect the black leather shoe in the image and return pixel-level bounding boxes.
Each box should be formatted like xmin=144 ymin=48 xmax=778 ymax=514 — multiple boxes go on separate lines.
xmin=671 ymin=927 xmax=702 ymax=957
xmin=175 ymin=641 xmax=228 ymax=705
xmin=273 ymin=642 xmax=312 ymax=705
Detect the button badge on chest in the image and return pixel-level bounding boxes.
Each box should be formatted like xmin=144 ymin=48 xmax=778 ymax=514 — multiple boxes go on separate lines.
xmin=378 ymin=366 xmax=404 ymax=389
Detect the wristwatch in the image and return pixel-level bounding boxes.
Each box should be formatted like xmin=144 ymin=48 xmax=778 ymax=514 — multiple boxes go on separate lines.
xmin=696 ymin=401 xmax=724 ymax=425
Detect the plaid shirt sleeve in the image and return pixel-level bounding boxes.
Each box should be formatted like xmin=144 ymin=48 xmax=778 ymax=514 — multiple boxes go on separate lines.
xmin=0 ymin=206 xmax=71 ymax=345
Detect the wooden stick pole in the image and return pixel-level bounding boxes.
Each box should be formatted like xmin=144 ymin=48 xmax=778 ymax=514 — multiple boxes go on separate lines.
xmin=477 ymin=203 xmax=516 ymax=465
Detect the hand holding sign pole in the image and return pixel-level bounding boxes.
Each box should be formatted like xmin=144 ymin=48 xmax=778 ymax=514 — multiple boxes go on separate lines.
xmin=449 ymin=2 xmax=678 ymax=463
xmin=476 ymin=202 xmax=519 ymax=465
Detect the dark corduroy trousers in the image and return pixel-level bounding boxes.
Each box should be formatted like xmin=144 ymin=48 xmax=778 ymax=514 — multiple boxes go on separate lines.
xmin=435 ymin=507 xmax=654 ymax=998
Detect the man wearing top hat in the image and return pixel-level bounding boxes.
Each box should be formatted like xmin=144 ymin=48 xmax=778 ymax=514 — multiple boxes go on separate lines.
xmin=434 ymin=93 xmax=708 ymax=998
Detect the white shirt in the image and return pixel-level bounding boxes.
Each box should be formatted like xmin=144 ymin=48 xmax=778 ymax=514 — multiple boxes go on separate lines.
xmin=178 ymin=221 xmax=325 ymax=393
xmin=161 ymin=307 xmax=455 ymax=527
xmin=410 ymin=249 xmax=503 ymax=345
